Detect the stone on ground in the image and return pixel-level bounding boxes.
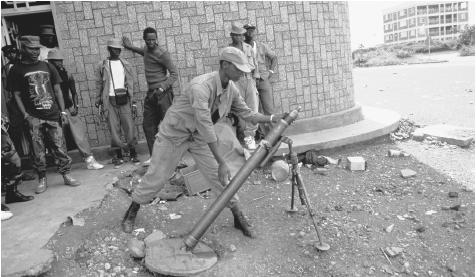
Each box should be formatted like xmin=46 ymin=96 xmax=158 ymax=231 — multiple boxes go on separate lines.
xmin=412 ymin=124 xmax=474 ymax=147
xmin=400 ymin=169 xmax=417 ymax=178
xmin=127 ymin=238 xmax=145 ymax=258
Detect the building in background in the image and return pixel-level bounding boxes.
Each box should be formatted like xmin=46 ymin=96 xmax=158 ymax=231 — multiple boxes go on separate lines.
xmin=383 ymin=1 xmax=473 ymax=44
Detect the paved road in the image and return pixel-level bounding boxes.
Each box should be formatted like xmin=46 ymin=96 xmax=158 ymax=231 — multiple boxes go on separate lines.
xmin=354 ymin=54 xmax=475 ymax=128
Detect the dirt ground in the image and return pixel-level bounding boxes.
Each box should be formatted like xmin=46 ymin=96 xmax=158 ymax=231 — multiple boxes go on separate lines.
xmin=44 ymin=137 xmax=474 ymax=277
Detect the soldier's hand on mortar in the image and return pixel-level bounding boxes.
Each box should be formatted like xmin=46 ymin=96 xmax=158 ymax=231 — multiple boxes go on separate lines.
xmin=218 ymin=162 xmax=231 ymax=186
xmin=270 ymin=113 xmax=287 ymax=123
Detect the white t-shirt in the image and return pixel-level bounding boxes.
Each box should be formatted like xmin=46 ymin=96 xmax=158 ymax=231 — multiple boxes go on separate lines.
xmin=108 ymin=60 xmax=125 ymax=96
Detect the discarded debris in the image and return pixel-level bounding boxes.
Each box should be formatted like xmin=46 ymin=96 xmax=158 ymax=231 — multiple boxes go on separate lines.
xmin=416 ymin=226 xmax=426 ymax=233
xmin=448 ymin=191 xmax=459 ymax=198
xmin=425 ymin=210 xmax=437 ymax=215
xmin=323 ymin=156 xmax=340 ymax=165
xmin=253 ymin=180 xmax=262 ymax=185
xmin=251 ymin=195 xmax=265 ymax=201
xmin=303 ymin=150 xmax=327 ymax=166
xmin=380 ymin=247 xmax=392 ymax=265
xmin=387 ymin=149 xmax=410 ymax=157
xmin=314 ymin=167 xmax=329 ymax=175
xmin=390 ymin=118 xmax=418 ymax=141
xmin=400 ymin=169 xmax=417 ymax=178
xmin=169 ymin=213 xmax=182 ymax=220
xmin=385 ymin=246 xmax=403 ymax=257
xmin=229 ymin=244 xmax=237 ymax=252
xmin=133 ymin=228 xmax=145 ymax=235
xmin=67 ymin=216 xmax=85 ymax=227
xmin=334 ymin=205 xmax=344 ymax=211
xmin=346 ymin=157 xmax=366 ymax=171
xmin=441 ymin=204 xmax=461 ymax=211
xmin=384 ymin=224 xmax=395 ymax=233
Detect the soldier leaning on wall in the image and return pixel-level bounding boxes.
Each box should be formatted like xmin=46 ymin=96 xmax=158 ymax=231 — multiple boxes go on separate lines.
xmin=122 ymin=27 xmax=178 ymax=166
xmin=243 ymin=23 xmax=279 ymax=138
xmin=95 ymin=39 xmax=139 ymax=166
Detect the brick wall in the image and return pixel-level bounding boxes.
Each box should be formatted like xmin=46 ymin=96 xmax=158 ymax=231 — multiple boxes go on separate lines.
xmin=53 ymin=1 xmax=355 ymax=147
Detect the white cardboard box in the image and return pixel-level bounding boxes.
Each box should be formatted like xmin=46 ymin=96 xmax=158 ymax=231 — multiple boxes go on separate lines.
xmin=346 ymin=157 xmax=366 ymax=171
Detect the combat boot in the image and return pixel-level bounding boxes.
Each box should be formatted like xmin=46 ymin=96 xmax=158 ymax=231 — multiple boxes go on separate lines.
xmin=5 ymin=179 xmax=34 ymax=204
xmin=230 ymin=203 xmax=256 ymax=238
xmin=35 ymin=177 xmax=48 ymax=194
xmin=121 ymin=201 xmax=140 ymax=233
xmin=129 ymin=148 xmax=140 ymax=163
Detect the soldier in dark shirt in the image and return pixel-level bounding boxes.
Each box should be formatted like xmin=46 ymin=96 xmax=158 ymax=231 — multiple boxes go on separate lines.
xmin=2 ymin=45 xmax=36 ymax=181
xmin=122 ymin=27 xmax=178 ymax=164
xmin=8 ymin=36 xmax=80 ymax=194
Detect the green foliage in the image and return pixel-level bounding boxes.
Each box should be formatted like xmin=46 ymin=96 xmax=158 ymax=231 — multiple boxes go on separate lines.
xmin=396 ymin=49 xmax=413 ymax=58
xmin=458 ymin=25 xmax=475 ymax=46
xmin=459 ymin=45 xmax=475 ymax=56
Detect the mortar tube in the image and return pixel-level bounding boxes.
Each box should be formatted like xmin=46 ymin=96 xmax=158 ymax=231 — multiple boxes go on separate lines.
xmin=184 ymin=109 xmax=300 ymax=250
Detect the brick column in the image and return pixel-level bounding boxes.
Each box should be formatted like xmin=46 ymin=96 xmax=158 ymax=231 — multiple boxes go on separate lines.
xmin=53 ymin=1 xmax=357 ymax=146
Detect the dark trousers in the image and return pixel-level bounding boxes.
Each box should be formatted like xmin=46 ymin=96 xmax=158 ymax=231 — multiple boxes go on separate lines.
xmin=29 ymin=118 xmax=72 ymax=177
xmin=1 ymin=132 xmax=22 ymax=183
xmin=107 ymin=97 xmax=137 ymax=152
xmin=143 ymin=88 xmax=173 ymax=155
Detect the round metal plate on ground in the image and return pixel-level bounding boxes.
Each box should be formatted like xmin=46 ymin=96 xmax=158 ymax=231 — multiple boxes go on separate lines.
xmin=314 ymin=242 xmax=330 ymax=251
xmin=145 ymin=238 xmax=217 ymax=276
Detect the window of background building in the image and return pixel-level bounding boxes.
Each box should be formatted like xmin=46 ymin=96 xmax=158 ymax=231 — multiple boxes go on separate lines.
xmin=459 ymin=13 xmax=467 ymax=21
xmin=418 ymin=27 xmax=426 ymax=36
xmin=428 ymin=4 xmax=439 ymax=14
xmin=429 ymin=27 xmax=439 ymax=36
xmin=429 ymin=15 xmax=439 ymax=25
xmin=446 ymin=14 xmax=452 ymax=23
xmin=460 ymin=2 xmax=467 ymax=10
xmin=446 ymin=3 xmax=452 ymax=12
xmin=417 ymin=6 xmax=427 ymax=15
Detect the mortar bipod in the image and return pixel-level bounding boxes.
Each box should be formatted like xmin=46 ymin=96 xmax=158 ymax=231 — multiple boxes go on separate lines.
xmin=284 ymin=138 xmax=330 ymax=252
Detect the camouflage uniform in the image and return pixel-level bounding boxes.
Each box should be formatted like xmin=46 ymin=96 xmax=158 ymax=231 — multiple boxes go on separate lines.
xmin=1 ymin=126 xmax=22 ymax=183
xmin=29 ymin=117 xmax=71 ymax=176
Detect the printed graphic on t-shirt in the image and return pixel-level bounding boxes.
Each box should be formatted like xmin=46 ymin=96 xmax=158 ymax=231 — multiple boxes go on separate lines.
xmin=24 ymin=70 xmax=54 ymax=110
